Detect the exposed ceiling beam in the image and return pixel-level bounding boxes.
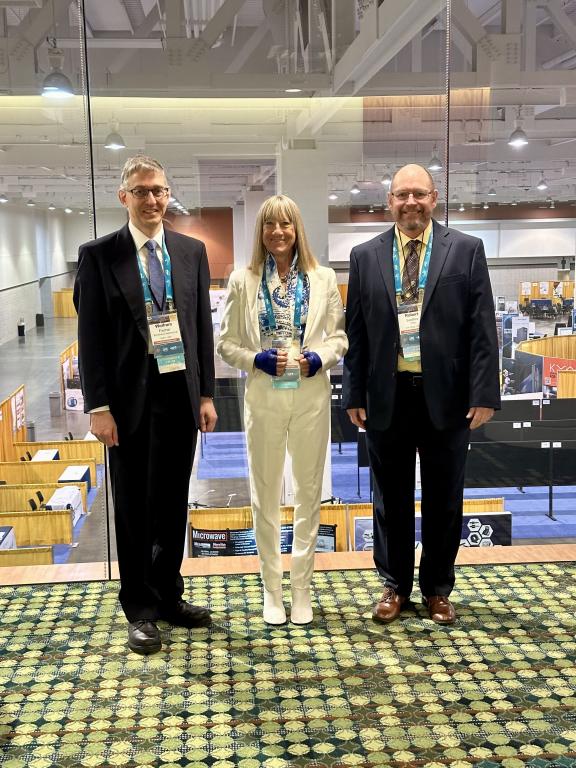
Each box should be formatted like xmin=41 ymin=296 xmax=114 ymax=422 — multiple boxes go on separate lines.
xmin=333 ymin=0 xmax=446 ymax=95
xmin=8 ymin=0 xmax=73 ymax=59
xmin=545 ymin=0 xmax=576 ymax=48
xmin=188 ymin=0 xmax=247 ymax=61
xmin=225 ymin=18 xmax=270 ymax=73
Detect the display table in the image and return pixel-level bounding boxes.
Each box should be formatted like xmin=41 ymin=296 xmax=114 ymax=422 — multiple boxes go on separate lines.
xmin=32 ymin=449 xmax=60 ymax=462
xmin=46 ymin=487 xmax=84 ymax=525
xmin=0 ymin=525 xmax=16 ymax=550
xmin=58 ymin=465 xmax=91 ymax=490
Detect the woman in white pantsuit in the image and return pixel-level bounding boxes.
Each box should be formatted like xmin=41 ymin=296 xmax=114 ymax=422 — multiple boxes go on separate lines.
xmin=217 ymin=195 xmax=347 ymax=625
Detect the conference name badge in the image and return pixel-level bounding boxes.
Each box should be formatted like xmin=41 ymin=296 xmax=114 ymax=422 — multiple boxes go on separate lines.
xmin=149 ymin=311 xmax=186 ymax=373
xmin=398 ymin=302 xmax=422 ymax=362
xmin=272 ymin=337 xmax=301 ymax=390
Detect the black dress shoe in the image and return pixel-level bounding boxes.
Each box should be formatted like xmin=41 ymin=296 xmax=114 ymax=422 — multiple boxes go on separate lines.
xmin=159 ymin=600 xmax=211 ymax=628
xmin=127 ymin=621 xmax=162 ymax=655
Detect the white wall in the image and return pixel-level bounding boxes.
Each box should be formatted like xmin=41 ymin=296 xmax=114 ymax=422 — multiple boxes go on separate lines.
xmin=329 ymin=218 xmax=576 ymax=299
xmin=0 ymin=204 xmax=93 ymax=345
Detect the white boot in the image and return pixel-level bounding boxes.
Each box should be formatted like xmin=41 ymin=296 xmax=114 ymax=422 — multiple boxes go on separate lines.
xmin=263 ymin=588 xmax=286 ymax=625
xmin=291 ymin=586 xmax=313 ymax=624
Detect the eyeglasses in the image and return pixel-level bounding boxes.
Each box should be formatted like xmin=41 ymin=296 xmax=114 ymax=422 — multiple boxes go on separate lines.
xmin=390 ymin=190 xmax=433 ymax=201
xmin=126 ymin=186 xmax=170 ymax=199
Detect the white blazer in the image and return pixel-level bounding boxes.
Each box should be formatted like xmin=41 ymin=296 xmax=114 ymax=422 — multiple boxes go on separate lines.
xmin=217 ymin=264 xmax=348 ymax=374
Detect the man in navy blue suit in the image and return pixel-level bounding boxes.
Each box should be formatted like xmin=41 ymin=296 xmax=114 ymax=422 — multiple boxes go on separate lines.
xmin=343 ymin=164 xmax=500 ymax=625
xmin=74 ymin=156 xmax=217 ymax=653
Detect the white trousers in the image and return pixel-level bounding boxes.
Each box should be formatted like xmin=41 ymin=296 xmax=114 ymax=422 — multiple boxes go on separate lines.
xmin=244 ymin=370 xmax=330 ymax=590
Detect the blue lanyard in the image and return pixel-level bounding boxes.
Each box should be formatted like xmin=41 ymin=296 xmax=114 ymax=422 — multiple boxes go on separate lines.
xmin=261 ymin=268 xmax=304 ymax=332
xmin=136 ymin=236 xmax=175 ymax=311
xmin=392 ymin=228 xmax=433 ymax=295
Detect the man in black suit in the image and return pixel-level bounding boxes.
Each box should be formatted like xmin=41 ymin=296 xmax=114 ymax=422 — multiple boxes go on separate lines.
xmin=74 ymin=156 xmax=217 ymax=653
xmin=343 ymin=164 xmax=500 ymax=625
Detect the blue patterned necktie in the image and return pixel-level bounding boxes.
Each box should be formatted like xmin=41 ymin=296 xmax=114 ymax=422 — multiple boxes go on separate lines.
xmin=145 ymin=239 xmax=165 ymax=312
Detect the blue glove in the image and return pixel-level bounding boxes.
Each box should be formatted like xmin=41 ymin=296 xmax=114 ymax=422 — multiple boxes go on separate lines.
xmin=254 ymin=349 xmax=279 ymax=376
xmin=303 ymin=351 xmax=322 ymax=377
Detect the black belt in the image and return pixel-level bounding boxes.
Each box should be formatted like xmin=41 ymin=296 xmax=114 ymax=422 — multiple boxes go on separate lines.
xmin=397 ymin=371 xmax=423 ymax=388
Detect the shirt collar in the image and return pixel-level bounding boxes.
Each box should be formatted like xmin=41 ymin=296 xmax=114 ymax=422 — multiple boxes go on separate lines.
xmin=129 ymin=221 xmax=165 ymax=252
xmin=394 ymin=220 xmax=432 ymax=252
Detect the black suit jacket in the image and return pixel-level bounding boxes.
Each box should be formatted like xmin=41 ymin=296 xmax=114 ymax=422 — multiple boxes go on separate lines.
xmin=342 ymin=220 xmax=500 ymax=431
xmin=73 ymin=224 xmax=215 ymax=435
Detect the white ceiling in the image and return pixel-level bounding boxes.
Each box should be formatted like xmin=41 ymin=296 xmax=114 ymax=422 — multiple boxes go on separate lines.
xmin=1 ymin=0 xmax=576 ymax=215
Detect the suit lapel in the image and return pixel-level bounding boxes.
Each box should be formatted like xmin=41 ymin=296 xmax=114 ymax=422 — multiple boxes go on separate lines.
xmin=110 ymin=224 xmax=149 ymax=346
xmin=245 ymin=267 xmax=261 ymax=349
xmin=164 ymin=230 xmax=189 ymax=323
xmin=376 ymin=228 xmax=398 ymax=315
xmin=421 ymin=220 xmax=452 ymax=319
xmin=302 ymin=268 xmax=320 ymax=346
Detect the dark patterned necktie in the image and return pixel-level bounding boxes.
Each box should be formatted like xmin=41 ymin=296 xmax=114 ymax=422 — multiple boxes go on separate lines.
xmin=145 ymin=239 xmax=165 ymax=312
xmin=402 ymin=239 xmax=420 ymax=302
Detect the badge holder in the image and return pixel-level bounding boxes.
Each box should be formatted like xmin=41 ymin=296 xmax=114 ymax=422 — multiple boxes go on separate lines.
xmin=397 ymin=302 xmax=422 ymax=363
xmin=271 ymin=337 xmax=301 ymax=389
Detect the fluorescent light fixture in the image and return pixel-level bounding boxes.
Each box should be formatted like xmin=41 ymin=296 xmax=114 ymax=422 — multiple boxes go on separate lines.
xmin=0 ymin=193 xmax=8 ymax=204
xmin=42 ymin=41 xmax=74 ymax=98
xmin=104 ymin=130 xmax=126 ymax=150
xmin=508 ymin=126 xmax=528 ymax=147
xmin=427 ymin=146 xmax=442 ymax=171
xmin=537 ymin=176 xmax=548 ymax=191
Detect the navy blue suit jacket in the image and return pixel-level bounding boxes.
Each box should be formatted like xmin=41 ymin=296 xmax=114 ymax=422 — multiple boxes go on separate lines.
xmin=342 ymin=220 xmax=500 ymax=431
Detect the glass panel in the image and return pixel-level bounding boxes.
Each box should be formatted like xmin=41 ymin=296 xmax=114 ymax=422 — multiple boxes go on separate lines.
xmin=76 ymin=2 xmax=449 ymax=576
xmin=449 ymin=0 xmax=576 ymax=546
xmin=0 ymin=1 xmax=105 ymax=583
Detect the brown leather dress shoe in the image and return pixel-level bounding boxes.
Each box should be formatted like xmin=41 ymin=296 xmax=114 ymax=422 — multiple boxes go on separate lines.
xmin=423 ymin=595 xmax=456 ymax=624
xmin=372 ymin=587 xmax=407 ymax=623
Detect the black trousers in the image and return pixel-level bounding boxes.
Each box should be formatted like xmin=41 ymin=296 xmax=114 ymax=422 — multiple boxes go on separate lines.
xmin=108 ymin=359 xmax=197 ymax=622
xmin=366 ymin=373 xmax=470 ymax=598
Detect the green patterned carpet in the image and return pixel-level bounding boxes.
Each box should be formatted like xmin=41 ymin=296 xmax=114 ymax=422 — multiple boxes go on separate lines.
xmin=1 ymin=563 xmax=576 ymax=768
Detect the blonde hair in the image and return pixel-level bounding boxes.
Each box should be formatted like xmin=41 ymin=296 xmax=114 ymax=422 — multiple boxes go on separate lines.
xmin=249 ymin=194 xmax=318 ymax=273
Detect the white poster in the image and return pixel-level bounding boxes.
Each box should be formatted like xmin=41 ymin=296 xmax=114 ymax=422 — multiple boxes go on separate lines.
xmin=539 ymin=282 xmax=549 ymax=296
xmin=521 ymin=282 xmax=531 ymax=296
